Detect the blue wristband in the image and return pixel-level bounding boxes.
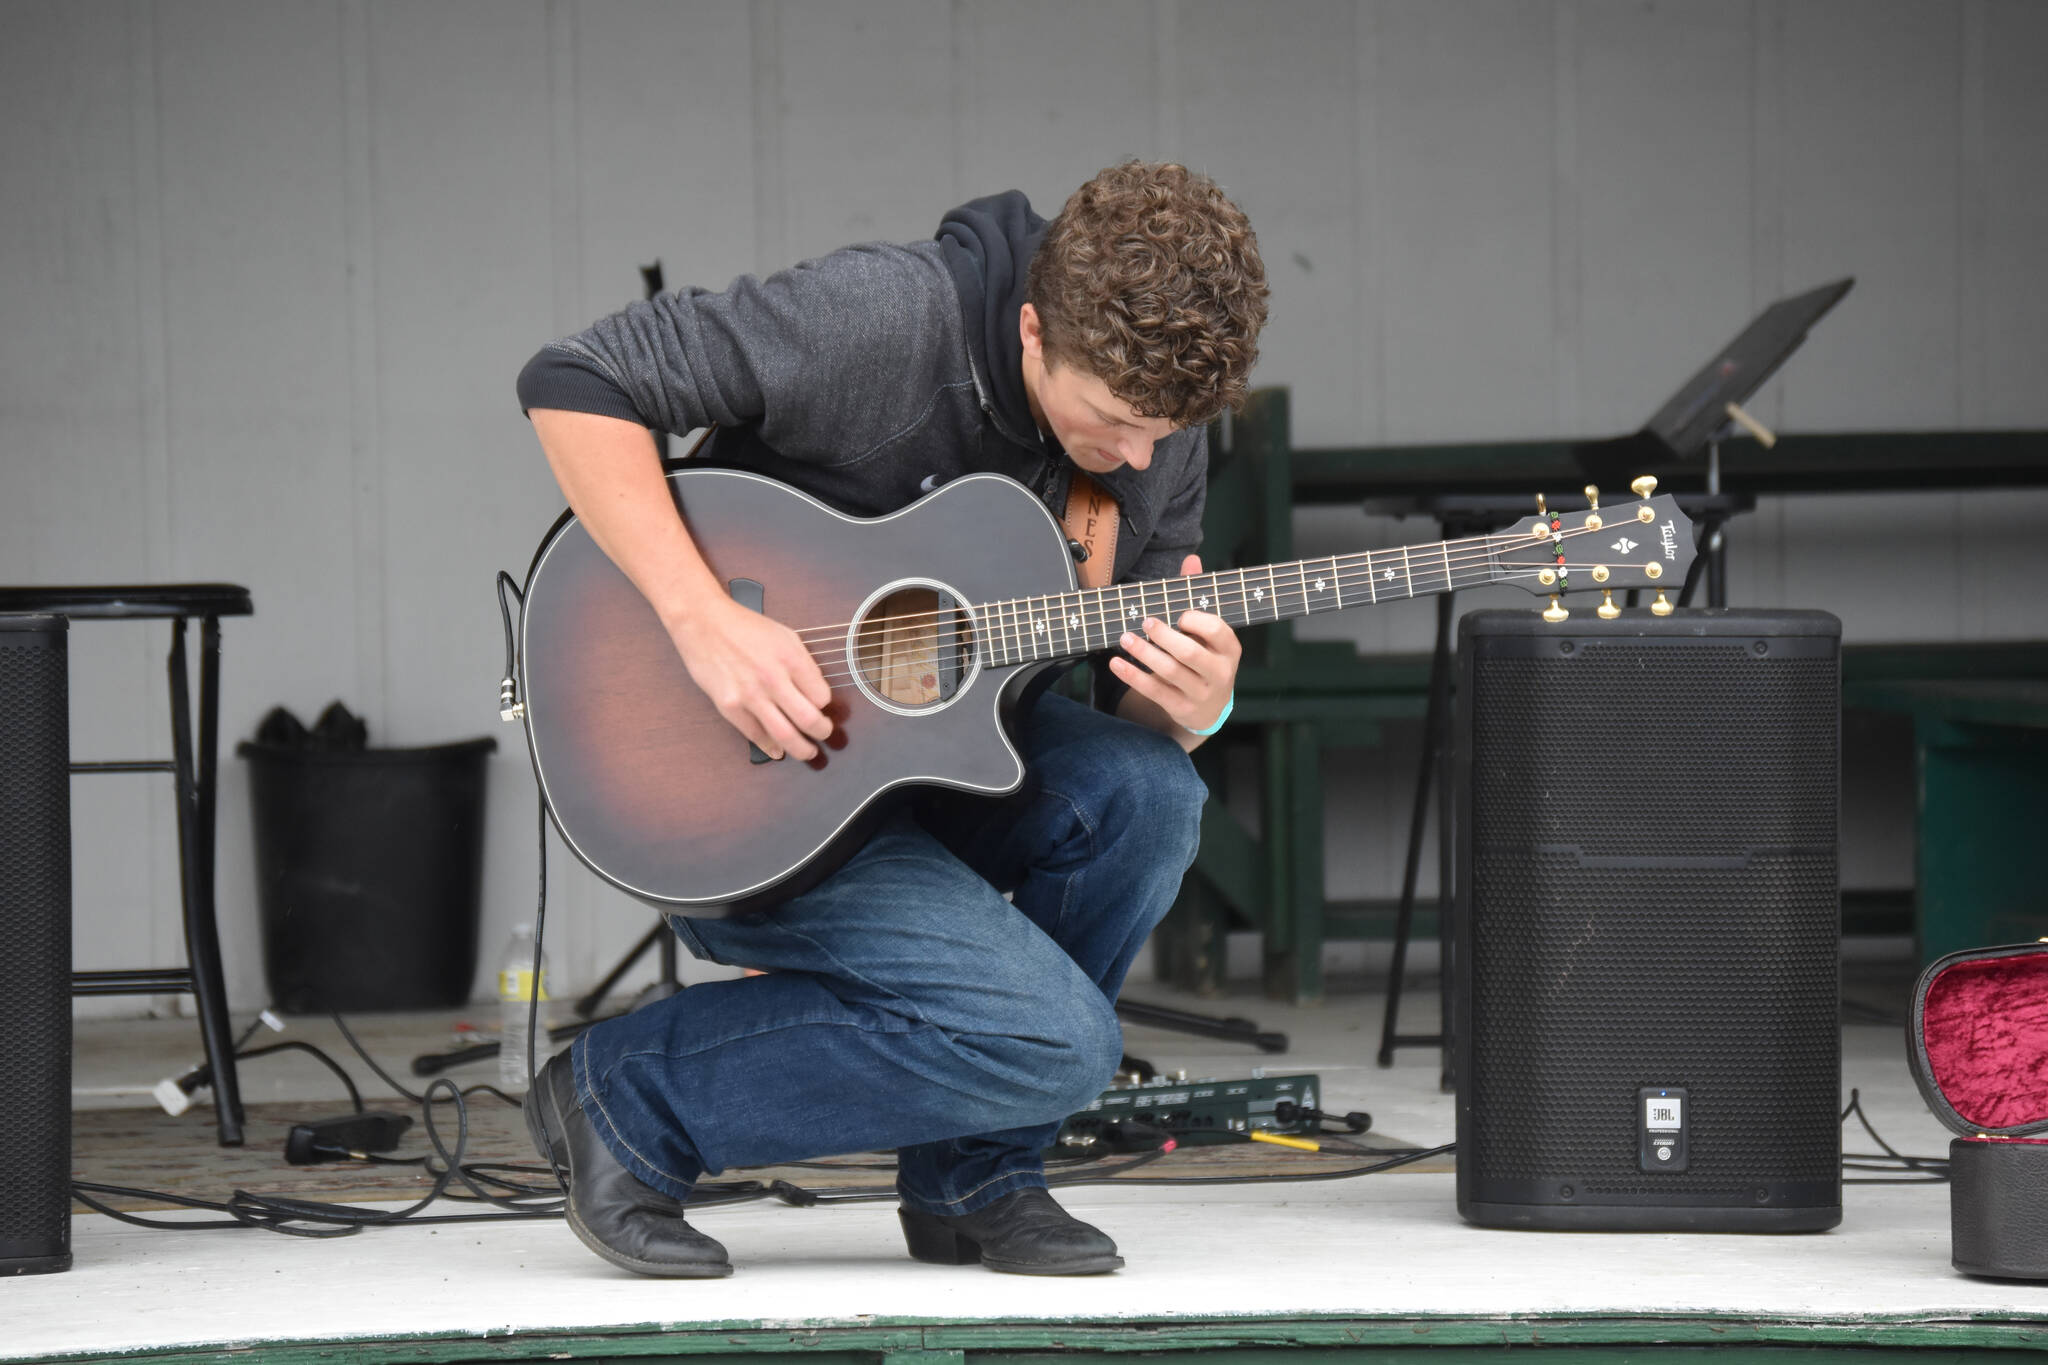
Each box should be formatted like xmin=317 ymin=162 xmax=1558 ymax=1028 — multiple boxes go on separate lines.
xmin=1188 ymin=690 xmax=1234 ymax=737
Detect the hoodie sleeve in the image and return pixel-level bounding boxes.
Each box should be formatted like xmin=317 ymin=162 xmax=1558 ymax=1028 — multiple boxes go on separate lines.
xmin=516 ymin=244 xmax=961 ymax=464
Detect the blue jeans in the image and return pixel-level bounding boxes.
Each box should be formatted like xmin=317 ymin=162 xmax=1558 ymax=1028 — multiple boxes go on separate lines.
xmin=567 ymin=691 xmax=1206 ymax=1217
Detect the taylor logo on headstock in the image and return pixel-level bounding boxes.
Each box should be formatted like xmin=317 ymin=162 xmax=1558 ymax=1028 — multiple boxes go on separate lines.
xmin=1489 ymin=476 xmax=1699 ymax=622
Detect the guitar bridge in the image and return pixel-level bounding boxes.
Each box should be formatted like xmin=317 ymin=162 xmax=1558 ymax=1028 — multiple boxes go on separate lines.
xmin=729 ymin=578 xmax=776 ymax=765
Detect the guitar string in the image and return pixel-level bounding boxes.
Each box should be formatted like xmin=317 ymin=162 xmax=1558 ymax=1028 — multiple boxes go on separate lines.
xmin=798 ymin=560 xmax=1670 ymax=694
xmin=770 ymin=519 xmax=1662 ymax=695
xmin=789 ymin=517 xmax=1667 ymax=686
xmin=801 ymin=537 xmax=1675 ymax=692
xmin=775 ymin=516 xmax=1620 ymax=646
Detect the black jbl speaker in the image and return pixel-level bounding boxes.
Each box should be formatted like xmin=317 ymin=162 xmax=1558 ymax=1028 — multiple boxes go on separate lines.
xmin=1453 ymin=608 xmax=1842 ymax=1232
xmin=0 ymin=615 xmax=72 ymax=1275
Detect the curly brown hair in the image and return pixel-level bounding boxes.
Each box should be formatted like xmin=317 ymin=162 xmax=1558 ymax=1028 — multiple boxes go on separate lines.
xmin=1026 ymin=161 xmax=1269 ymax=428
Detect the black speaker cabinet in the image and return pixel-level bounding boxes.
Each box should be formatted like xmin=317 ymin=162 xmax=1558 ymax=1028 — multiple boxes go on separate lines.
xmin=0 ymin=615 xmax=72 ymax=1275
xmin=1453 ymin=607 xmax=1842 ymax=1232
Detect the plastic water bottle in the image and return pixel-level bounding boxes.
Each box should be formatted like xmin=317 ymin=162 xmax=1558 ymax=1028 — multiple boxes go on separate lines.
xmin=497 ymin=924 xmax=549 ymax=1092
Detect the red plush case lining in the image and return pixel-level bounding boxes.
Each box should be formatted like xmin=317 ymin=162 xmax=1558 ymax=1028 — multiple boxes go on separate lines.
xmin=1917 ymin=950 xmax=2048 ymax=1135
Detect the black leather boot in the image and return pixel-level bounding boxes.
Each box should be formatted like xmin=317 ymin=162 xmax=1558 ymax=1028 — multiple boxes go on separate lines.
xmin=899 ymin=1187 xmax=1124 ymax=1274
xmin=524 ymin=1051 xmax=731 ymax=1277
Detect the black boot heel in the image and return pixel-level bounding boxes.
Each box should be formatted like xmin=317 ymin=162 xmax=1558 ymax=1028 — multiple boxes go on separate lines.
xmin=899 ymin=1208 xmax=983 ymax=1264
xmin=897 ymin=1189 xmax=1123 ymax=1275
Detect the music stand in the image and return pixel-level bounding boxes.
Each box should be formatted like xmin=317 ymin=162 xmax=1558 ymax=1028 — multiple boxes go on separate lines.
xmin=1577 ymin=277 xmax=1855 ymax=606
xmin=1376 ymin=278 xmax=1855 ymax=1076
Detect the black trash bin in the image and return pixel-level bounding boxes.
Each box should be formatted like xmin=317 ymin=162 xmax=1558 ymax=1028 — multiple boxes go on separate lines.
xmin=240 ymin=712 xmax=496 ymax=1013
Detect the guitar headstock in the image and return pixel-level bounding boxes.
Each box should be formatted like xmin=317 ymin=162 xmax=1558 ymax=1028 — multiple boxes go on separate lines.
xmin=1490 ymin=476 xmax=1697 ymax=621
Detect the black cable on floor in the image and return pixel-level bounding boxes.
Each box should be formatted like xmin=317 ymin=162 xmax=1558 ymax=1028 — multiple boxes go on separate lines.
xmin=1839 ymin=1087 xmax=1951 ymax=1184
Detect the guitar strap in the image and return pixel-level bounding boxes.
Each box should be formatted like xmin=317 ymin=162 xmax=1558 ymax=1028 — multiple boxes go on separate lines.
xmin=1000 ymin=469 xmax=1117 ymax=727
xmin=1061 ymin=471 xmax=1119 ymax=591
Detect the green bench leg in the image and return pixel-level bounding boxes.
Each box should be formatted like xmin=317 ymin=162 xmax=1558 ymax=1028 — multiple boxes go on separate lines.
xmin=1156 ymin=746 xmax=1243 ymax=995
xmin=1259 ymin=721 xmax=1326 ymax=1005
xmin=1157 ymin=714 xmax=1381 ymax=1003
xmin=1155 ymin=871 xmax=1231 ymax=995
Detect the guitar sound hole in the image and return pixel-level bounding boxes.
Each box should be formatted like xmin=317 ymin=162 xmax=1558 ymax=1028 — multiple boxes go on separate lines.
xmin=852 ymin=585 xmax=978 ymax=713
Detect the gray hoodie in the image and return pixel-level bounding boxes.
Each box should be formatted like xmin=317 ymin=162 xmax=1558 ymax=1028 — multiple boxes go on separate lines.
xmin=516 ymin=191 xmax=1208 ymax=591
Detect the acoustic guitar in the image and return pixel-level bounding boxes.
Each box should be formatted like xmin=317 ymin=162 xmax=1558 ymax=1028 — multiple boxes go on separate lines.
xmin=513 ymin=467 xmax=1695 ymax=915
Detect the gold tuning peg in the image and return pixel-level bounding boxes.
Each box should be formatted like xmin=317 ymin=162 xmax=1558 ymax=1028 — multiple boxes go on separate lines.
xmin=1650 ymin=590 xmax=1673 ymax=617
xmin=1597 ymin=589 xmax=1620 ymax=620
xmin=1583 ymin=484 xmax=1601 ymax=511
xmin=1631 ymin=474 xmax=1658 ymax=500
xmin=1543 ymin=595 xmax=1569 ymax=624
xmin=1535 ymin=492 xmax=1548 ymax=517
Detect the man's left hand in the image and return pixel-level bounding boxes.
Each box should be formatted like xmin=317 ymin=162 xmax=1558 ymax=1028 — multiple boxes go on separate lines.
xmin=1108 ymin=554 xmax=1241 ymax=748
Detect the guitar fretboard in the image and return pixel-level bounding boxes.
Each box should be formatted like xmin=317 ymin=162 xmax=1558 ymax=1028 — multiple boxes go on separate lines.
xmin=976 ymin=545 xmax=1489 ymax=669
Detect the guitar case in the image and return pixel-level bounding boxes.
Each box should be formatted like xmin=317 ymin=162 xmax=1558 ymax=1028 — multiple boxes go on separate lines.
xmin=1908 ymin=942 xmax=2048 ymax=1278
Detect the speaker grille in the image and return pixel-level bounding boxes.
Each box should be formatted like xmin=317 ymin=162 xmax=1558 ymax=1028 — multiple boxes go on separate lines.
xmin=1457 ymin=613 xmax=1840 ymax=1225
xmin=1471 ymin=852 xmax=1840 ymax=1189
xmin=0 ymin=627 xmax=72 ymax=1268
xmin=1472 ymin=644 xmax=1837 ymax=857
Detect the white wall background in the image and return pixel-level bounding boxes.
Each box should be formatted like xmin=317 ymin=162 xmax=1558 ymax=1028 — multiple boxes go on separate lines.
xmin=4 ymin=0 xmax=2044 ymax=1015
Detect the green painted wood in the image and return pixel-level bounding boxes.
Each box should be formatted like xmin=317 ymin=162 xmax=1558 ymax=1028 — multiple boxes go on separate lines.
xmin=1202 ymin=453 xmax=1254 ymax=567
xmin=1226 ymin=389 xmax=1298 ymax=672
xmin=1842 ymin=640 xmax=2048 ymax=686
xmin=1227 ymin=640 xmax=2048 ymax=708
xmin=1291 ymin=428 xmax=2048 ymax=500
xmin=1288 ymin=720 xmax=1324 ymax=1005
xmin=1229 ymin=694 xmax=1400 ymax=729
xmin=1158 ymin=868 xmax=1231 ymax=993
xmin=882 ymin=1351 xmax=965 ymax=1365
xmin=1236 ymin=652 xmax=1434 ymax=697
xmin=1843 ymin=680 xmax=2048 ymax=963
xmin=1917 ymin=731 xmax=2048 ymax=964
xmin=1261 ymin=724 xmax=1291 ymax=950
xmin=31 ymin=1312 xmax=2048 ymax=1365
xmin=1847 ymin=679 xmax=2048 ymax=732
xmin=1191 ymin=799 xmax=1265 ymax=927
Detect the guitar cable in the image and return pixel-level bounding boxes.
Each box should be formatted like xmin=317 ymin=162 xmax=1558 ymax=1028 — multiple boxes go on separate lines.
xmin=496 ymin=569 xmax=524 ymax=723
xmin=496 ymin=564 xmax=560 ymax=1190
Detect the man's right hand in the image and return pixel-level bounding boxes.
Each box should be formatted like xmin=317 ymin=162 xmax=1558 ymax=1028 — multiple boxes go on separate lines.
xmin=528 ymin=407 xmax=838 ymax=763
xmin=667 ymin=594 xmax=835 ymax=763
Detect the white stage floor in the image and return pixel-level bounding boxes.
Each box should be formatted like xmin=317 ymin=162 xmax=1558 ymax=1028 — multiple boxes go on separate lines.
xmin=17 ymin=967 xmax=2048 ymax=1363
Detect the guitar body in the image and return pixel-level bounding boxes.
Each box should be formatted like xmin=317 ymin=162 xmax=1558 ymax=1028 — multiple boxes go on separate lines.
xmin=519 ymin=468 xmax=1076 ymax=915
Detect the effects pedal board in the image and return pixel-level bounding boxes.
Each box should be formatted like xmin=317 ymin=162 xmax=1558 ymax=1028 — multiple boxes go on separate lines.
xmin=1054 ymin=1070 xmax=1323 ymax=1150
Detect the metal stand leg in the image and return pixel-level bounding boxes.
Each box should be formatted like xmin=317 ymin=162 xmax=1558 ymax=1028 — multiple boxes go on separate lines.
xmin=1378 ymin=591 xmax=1454 ymax=1067
xmin=574 ymin=919 xmax=679 ymax=1018
xmin=1113 ymin=998 xmax=1288 ymax=1053
xmin=1706 ymin=438 xmax=1729 ymax=608
xmin=168 ymin=617 xmax=243 ymax=1146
